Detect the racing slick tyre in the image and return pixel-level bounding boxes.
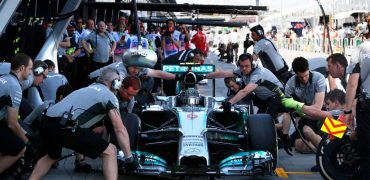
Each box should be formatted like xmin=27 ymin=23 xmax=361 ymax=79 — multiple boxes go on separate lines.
xmin=316 ymin=135 xmax=360 ymax=180
xmin=247 ymin=114 xmax=278 ymax=170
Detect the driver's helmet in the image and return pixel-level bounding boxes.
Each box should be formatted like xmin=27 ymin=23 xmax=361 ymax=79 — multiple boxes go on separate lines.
xmin=178 ymin=88 xmax=202 ymax=106
xmin=183 ymin=71 xmax=197 ymax=85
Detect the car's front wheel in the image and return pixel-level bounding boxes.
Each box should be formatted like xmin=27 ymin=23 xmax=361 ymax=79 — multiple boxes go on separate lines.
xmin=247 ymin=114 xmax=278 ymax=169
xmin=316 ymin=135 xmax=360 ymax=180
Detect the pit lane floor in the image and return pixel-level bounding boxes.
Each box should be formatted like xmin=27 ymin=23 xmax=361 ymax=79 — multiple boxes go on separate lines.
xmin=41 ymin=49 xmax=326 ymax=179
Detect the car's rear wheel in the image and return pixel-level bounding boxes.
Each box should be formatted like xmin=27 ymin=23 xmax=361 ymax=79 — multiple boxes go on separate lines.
xmin=247 ymin=114 xmax=278 ymax=169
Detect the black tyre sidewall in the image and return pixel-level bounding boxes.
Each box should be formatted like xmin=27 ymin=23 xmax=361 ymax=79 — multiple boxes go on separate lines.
xmin=247 ymin=114 xmax=278 ymax=169
xmin=316 ymin=136 xmax=359 ymax=180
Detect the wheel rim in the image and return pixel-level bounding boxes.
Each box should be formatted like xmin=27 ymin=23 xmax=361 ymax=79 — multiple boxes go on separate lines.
xmin=319 ymin=138 xmax=360 ymax=179
xmin=331 ymin=141 xmax=360 ymax=171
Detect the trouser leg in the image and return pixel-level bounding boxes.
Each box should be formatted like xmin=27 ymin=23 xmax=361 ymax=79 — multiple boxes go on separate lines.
xmin=356 ymin=105 xmax=370 ymax=178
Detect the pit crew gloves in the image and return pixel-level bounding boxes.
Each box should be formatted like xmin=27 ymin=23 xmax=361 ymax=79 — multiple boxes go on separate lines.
xmin=281 ymin=98 xmax=305 ymax=117
xmin=272 ymin=86 xmax=305 ymax=116
xmin=124 ymin=155 xmax=139 ymax=172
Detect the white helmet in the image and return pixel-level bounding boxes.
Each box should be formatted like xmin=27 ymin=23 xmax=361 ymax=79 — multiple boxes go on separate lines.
xmin=122 ymin=48 xmax=157 ymax=68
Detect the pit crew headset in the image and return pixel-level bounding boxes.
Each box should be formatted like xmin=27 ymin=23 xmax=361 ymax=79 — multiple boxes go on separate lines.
xmin=237 ymin=53 xmax=257 ymax=70
xmin=250 ymin=24 xmax=264 ymax=37
xmin=33 ymin=61 xmax=48 ymax=76
xmin=186 ymin=49 xmax=204 ymax=64
xmin=111 ymin=68 xmax=122 ymax=90
xmin=97 ymin=68 xmax=122 ymax=90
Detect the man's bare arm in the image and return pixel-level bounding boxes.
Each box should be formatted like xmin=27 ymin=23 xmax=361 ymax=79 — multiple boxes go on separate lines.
xmin=302 ymin=105 xmax=332 ymax=121
xmin=7 ymin=107 xmax=28 ymax=143
xmin=147 ymin=69 xmax=176 ymax=80
xmin=344 ymin=73 xmax=359 ymax=112
xmin=205 ymin=71 xmax=234 ymax=79
xmin=108 ymin=108 xmax=131 ymax=158
xmin=229 ymin=83 xmax=257 ymax=104
xmin=302 ymin=91 xmax=325 ymax=119
xmin=327 ymin=75 xmax=337 ymax=90
xmin=111 ymin=41 xmax=117 ymax=54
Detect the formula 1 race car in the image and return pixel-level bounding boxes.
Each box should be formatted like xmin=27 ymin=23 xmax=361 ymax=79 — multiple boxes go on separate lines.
xmin=118 ymin=63 xmax=278 ymax=179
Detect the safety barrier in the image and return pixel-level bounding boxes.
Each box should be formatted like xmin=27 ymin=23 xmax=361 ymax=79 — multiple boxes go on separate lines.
xmin=275 ymin=37 xmax=363 ymax=55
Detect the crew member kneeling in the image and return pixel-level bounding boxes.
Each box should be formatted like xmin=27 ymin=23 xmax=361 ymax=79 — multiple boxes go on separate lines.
xmin=29 ymin=68 xmax=137 ymax=180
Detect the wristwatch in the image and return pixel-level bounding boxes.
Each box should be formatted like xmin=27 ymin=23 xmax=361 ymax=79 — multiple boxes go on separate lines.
xmin=343 ymin=110 xmax=352 ymax=114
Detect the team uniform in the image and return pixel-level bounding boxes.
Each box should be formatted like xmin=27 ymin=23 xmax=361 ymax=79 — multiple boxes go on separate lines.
xmin=40 ymin=83 xmax=119 ymax=159
xmin=253 ymin=38 xmax=289 ymax=82
xmin=109 ymin=97 xmax=140 ymax=150
xmin=4 ymin=62 xmax=37 ymax=90
xmin=89 ymin=62 xmax=128 ymax=80
xmin=285 ymin=71 xmax=326 ymax=138
xmin=123 ymin=34 xmax=154 ymax=97
xmin=307 ymin=57 xmax=346 ymax=92
xmin=88 ymin=61 xmax=151 ymax=94
xmin=0 ymin=62 xmax=11 ymax=75
xmin=89 ymin=63 xmax=144 ymax=149
xmin=308 ymin=57 xmax=328 ymax=77
xmin=1 ymin=62 xmax=42 ymax=114
xmin=23 ymin=100 xmax=55 ymax=126
xmin=234 ymin=66 xmax=285 ymax=117
xmin=353 ymin=39 xmax=370 ymax=178
xmin=0 ymin=73 xmax=25 ymax=156
xmin=39 ymin=72 xmax=68 ymax=101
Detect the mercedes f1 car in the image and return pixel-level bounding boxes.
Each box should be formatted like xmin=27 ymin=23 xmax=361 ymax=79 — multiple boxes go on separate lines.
xmin=118 ymin=63 xmax=278 ymax=178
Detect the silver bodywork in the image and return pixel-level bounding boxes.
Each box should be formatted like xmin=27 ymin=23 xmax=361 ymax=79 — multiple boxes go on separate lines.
xmin=177 ymin=108 xmax=210 ymax=166
xmin=119 ymin=65 xmax=275 ymax=177
xmin=123 ymin=94 xmax=274 ymax=177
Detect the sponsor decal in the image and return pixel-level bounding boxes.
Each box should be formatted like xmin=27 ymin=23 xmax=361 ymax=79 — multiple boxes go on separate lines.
xmin=162 ymin=65 xmax=214 ymax=73
xmin=184 ymin=148 xmax=201 ymax=154
xmin=187 ymin=113 xmax=198 ymax=119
